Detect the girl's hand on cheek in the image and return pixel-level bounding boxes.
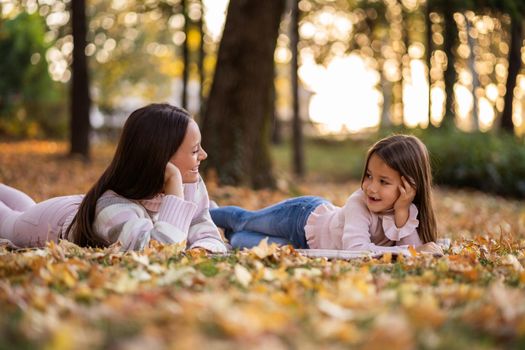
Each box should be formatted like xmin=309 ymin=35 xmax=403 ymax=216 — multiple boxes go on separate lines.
xmin=394 ymin=176 xmax=416 ymax=212
xmin=164 ymin=162 xmax=184 ymax=198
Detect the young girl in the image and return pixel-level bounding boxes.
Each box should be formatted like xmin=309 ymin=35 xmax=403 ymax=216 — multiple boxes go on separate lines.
xmin=0 ymin=103 xmax=227 ymax=253
xmin=210 ymin=134 xmax=442 ymax=255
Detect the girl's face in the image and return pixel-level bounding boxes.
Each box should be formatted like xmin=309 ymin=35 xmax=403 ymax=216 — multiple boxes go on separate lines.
xmin=169 ymin=120 xmax=207 ymax=183
xmin=361 ymin=153 xmax=403 ymax=214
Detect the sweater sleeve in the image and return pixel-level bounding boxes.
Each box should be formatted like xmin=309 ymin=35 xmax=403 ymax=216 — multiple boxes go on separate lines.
xmin=186 ymin=180 xmax=228 ymax=253
xmin=340 ymin=191 xmax=414 ymax=255
xmin=381 ymin=204 xmax=421 ymax=246
xmin=94 ymin=192 xmax=197 ymax=251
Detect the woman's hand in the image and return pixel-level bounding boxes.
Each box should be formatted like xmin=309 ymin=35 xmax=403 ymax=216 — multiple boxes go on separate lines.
xmin=164 ymin=162 xmax=184 ymax=198
xmin=415 ymin=242 xmax=444 ymax=256
xmin=393 ymin=176 xmax=416 ymax=227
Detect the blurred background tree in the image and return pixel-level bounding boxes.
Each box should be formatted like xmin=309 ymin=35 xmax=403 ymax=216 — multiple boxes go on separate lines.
xmin=70 ymin=0 xmax=91 ymax=158
xmin=0 ymin=11 xmax=66 ymax=138
xmin=201 ymin=0 xmax=286 ymax=188
xmin=1 ymin=0 xmax=525 ymax=195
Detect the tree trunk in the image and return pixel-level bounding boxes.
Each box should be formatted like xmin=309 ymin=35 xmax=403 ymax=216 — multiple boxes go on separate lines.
xmin=442 ymin=9 xmax=457 ymax=128
xmin=501 ymin=18 xmax=523 ymax=134
xmin=201 ymin=0 xmax=285 ymax=188
xmin=197 ymin=0 xmax=205 ymax=121
xmin=380 ymin=70 xmax=393 ymax=128
xmin=270 ymin=68 xmax=282 ymax=144
xmin=465 ymin=14 xmax=479 ymax=131
xmin=399 ymin=0 xmax=409 ymax=126
xmin=181 ymin=0 xmax=189 ymax=109
xmin=425 ymin=2 xmax=433 ymax=126
xmin=70 ymin=0 xmax=91 ymax=159
xmin=290 ymin=0 xmax=304 ymax=177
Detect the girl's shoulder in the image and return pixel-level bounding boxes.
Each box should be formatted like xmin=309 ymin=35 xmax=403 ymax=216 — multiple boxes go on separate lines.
xmin=343 ymin=189 xmax=372 ymax=215
xmin=346 ymin=188 xmax=366 ymax=203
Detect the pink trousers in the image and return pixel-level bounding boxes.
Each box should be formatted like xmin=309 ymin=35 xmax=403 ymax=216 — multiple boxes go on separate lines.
xmin=0 ymin=184 xmax=83 ymax=247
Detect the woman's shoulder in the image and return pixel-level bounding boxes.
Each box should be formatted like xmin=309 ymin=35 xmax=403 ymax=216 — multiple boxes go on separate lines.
xmin=187 ymin=175 xmax=205 ymax=188
xmin=97 ymin=190 xmax=138 ymax=210
xmin=99 ymin=189 xmax=130 ymax=201
xmin=184 ymin=175 xmax=208 ymax=196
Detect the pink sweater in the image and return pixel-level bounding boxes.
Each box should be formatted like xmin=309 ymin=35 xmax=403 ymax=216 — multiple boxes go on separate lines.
xmin=62 ymin=177 xmax=227 ymax=252
xmin=304 ymin=189 xmax=422 ymax=253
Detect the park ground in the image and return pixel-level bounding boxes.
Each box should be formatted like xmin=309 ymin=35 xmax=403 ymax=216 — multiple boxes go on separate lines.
xmin=1 ymin=140 xmax=525 ymax=349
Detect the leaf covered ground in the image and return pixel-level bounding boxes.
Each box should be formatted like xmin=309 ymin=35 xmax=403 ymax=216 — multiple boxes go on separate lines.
xmin=1 ymin=141 xmax=525 ymax=349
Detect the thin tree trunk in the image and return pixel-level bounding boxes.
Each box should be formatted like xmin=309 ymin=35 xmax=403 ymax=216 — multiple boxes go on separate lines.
xmin=197 ymin=0 xmax=205 ymax=120
xmin=290 ymin=0 xmax=304 ymax=177
xmin=270 ymin=66 xmax=282 ymax=144
xmin=399 ymin=0 xmax=409 ymax=126
xmin=70 ymin=0 xmax=91 ymax=159
xmin=181 ymin=0 xmax=189 ymax=109
xmin=425 ymin=1 xmax=433 ymax=126
xmin=465 ymin=14 xmax=479 ymax=131
xmin=201 ymin=0 xmax=286 ymax=188
xmin=379 ymin=31 xmax=391 ymax=128
xmin=380 ymin=71 xmax=393 ymax=128
xmin=442 ymin=9 xmax=457 ymax=128
xmin=501 ymin=18 xmax=523 ymax=133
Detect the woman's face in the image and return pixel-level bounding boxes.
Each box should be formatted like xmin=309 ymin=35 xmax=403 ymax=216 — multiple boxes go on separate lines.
xmin=169 ymin=120 xmax=207 ymax=183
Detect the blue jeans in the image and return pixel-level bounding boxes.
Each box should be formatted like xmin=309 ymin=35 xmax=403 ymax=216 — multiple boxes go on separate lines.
xmin=210 ymin=196 xmax=329 ymax=249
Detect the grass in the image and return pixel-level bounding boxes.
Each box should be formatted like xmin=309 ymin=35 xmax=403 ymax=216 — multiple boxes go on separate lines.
xmin=271 ymin=136 xmax=370 ymax=181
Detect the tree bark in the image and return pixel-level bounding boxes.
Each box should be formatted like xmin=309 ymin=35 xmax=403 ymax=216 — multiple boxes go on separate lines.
xmin=70 ymin=0 xmax=91 ymax=159
xmin=425 ymin=2 xmax=433 ymax=126
xmin=501 ymin=18 xmax=523 ymax=134
xmin=442 ymin=9 xmax=457 ymax=128
xmin=465 ymin=14 xmax=479 ymax=131
xmin=201 ymin=0 xmax=286 ymax=188
xmin=399 ymin=0 xmax=409 ymax=126
xmin=181 ymin=0 xmax=189 ymax=109
xmin=290 ymin=0 xmax=304 ymax=177
xmin=197 ymin=0 xmax=205 ymax=120
xmin=270 ymin=67 xmax=282 ymax=144
xmin=380 ymin=70 xmax=393 ymax=128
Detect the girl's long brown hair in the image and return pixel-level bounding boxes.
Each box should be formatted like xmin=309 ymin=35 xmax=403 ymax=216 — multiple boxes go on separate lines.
xmin=67 ymin=103 xmax=191 ymax=247
xmin=361 ymin=134 xmax=437 ymax=243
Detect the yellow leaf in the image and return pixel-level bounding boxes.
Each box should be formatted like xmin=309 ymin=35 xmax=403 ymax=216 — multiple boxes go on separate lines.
xmin=44 ymin=326 xmax=74 ymax=350
xmin=500 ymin=254 xmax=524 ymax=271
xmin=249 ymin=238 xmax=278 ymax=259
xmin=317 ymin=298 xmax=354 ymax=321
xmin=408 ymin=245 xmax=418 ymax=257
xmin=234 ymin=264 xmax=252 ymax=288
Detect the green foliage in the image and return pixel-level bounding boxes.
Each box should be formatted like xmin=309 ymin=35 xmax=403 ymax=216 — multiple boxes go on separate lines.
xmin=0 ymin=12 xmax=67 ymax=138
xmin=418 ymin=129 xmax=525 ymax=198
xmin=379 ymin=128 xmax=525 ymax=198
xmin=273 ymin=129 xmax=525 ymax=198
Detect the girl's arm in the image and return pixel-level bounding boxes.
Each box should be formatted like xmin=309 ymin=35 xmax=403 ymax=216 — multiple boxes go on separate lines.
xmin=93 ymin=191 xmax=198 ymax=251
xmin=393 ymin=176 xmax=416 ymax=228
xmin=382 ymin=204 xmax=420 ymax=245
xmin=341 ymin=191 xmax=420 ymax=254
xmin=185 ymin=179 xmax=228 ymax=253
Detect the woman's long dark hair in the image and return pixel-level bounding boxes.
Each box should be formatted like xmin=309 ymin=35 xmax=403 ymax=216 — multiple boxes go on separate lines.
xmin=68 ymin=103 xmax=191 ymax=247
xmin=360 ymin=134 xmax=437 ymax=243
